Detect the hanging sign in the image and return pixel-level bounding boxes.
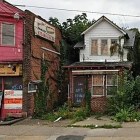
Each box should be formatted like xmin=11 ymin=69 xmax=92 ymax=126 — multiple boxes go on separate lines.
xmin=34 ymin=17 xmax=55 ymax=42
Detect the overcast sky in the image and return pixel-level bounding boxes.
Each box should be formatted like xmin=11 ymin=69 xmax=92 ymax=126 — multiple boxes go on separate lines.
xmin=7 ymin=0 xmax=140 ymax=30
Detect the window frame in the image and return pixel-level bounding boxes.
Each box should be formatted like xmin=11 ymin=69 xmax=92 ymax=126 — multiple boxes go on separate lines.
xmin=110 ymin=38 xmax=118 ymax=56
xmin=101 ymin=39 xmax=108 ymax=55
xmin=1 ymin=22 xmax=15 ymax=46
xmin=91 ymin=39 xmax=98 ymax=55
xmin=92 ymin=75 xmax=105 ymax=96
xmin=106 ymin=74 xmax=118 ymax=96
xmin=90 ymin=38 xmax=119 ymax=56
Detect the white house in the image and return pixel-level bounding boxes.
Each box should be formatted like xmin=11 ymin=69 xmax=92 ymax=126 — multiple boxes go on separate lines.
xmin=64 ymin=16 xmax=136 ymax=112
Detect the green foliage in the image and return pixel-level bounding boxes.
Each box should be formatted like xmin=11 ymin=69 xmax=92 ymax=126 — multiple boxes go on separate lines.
xmin=49 ymin=13 xmax=95 ymax=45
xmin=113 ymin=106 xmax=135 ymax=122
xmin=42 ymin=103 xmax=69 ymax=121
xmin=113 ymin=106 xmax=140 ymax=122
xmin=84 ymin=77 xmax=91 ymax=113
xmin=68 ymin=124 xmax=122 ymax=129
xmin=129 ymin=28 xmax=140 ymax=77
xmin=49 ymin=13 xmax=95 ymax=62
xmin=34 ymin=60 xmax=49 ymax=118
xmin=71 ymin=108 xmax=88 ymax=123
xmin=110 ymin=36 xmax=124 ymax=61
xmin=105 ymin=71 xmax=135 ymax=115
xmin=61 ymin=13 xmax=95 ymax=45
xmin=48 ymin=17 xmax=61 ymax=29
xmin=105 ymin=70 xmax=140 ymax=122
xmin=132 ymin=76 xmax=140 ymax=107
xmin=42 ymin=105 xmax=90 ymax=123
xmin=57 ymin=39 xmax=68 ymax=106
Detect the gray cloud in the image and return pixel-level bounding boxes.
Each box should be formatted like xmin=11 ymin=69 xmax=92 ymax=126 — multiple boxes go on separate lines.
xmin=7 ymin=0 xmax=140 ymax=30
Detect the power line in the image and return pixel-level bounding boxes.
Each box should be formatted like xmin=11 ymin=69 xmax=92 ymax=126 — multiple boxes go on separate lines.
xmin=13 ymin=4 xmax=140 ymax=18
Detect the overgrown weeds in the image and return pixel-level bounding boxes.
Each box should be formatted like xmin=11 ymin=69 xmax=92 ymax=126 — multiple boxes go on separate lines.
xmin=41 ymin=104 xmax=90 ymax=123
xmin=105 ymin=71 xmax=140 ymax=122
xmin=68 ymin=124 xmax=122 ymax=129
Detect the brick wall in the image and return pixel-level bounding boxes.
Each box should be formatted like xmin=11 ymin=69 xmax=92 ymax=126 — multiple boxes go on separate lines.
xmin=23 ymin=10 xmax=62 ymax=116
xmin=91 ymin=96 xmax=107 ymax=113
xmin=69 ymin=74 xmax=107 ymax=112
xmin=87 ymin=75 xmax=106 ymax=113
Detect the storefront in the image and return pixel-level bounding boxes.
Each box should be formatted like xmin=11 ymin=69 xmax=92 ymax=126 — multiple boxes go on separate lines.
xmin=0 ymin=64 xmax=22 ymax=119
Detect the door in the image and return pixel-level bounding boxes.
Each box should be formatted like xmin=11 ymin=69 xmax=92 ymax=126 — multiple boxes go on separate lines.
xmin=73 ymin=76 xmax=85 ymax=104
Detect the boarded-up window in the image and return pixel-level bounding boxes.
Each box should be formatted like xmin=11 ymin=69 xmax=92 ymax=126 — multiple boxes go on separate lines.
xmin=92 ymin=74 xmax=118 ymax=96
xmin=2 ymin=23 xmax=15 ymax=46
xmin=101 ymin=39 xmax=108 ymax=55
xmin=92 ymin=75 xmax=104 ymax=95
xmin=91 ymin=40 xmax=97 ymax=55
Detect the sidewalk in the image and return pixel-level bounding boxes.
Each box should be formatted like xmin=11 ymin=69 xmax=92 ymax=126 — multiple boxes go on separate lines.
xmin=73 ymin=115 xmax=121 ymax=126
xmin=13 ymin=115 xmax=140 ymax=128
xmin=0 ymin=118 xmax=23 ymax=125
xmin=0 ymin=116 xmax=140 ymax=140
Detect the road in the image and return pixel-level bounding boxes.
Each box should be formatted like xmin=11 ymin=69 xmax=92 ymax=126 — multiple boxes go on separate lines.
xmin=0 ymin=124 xmax=140 ymax=140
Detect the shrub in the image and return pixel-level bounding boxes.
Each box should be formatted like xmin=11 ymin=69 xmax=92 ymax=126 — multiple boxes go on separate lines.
xmin=105 ymin=71 xmax=140 ymax=116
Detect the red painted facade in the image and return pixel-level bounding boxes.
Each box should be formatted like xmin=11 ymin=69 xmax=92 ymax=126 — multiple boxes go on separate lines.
xmin=0 ymin=1 xmax=24 ymax=119
xmin=0 ymin=1 xmax=24 ymax=62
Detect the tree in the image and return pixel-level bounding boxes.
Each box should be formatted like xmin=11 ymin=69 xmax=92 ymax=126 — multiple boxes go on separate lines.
xmin=129 ymin=28 xmax=140 ymax=77
xmin=62 ymin=13 xmax=95 ymax=45
xmin=48 ymin=13 xmax=95 ymax=106
xmin=49 ymin=13 xmax=95 ymax=45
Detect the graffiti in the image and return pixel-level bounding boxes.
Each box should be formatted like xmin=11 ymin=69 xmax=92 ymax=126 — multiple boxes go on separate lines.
xmin=78 ymin=83 xmax=83 ymax=86
xmin=75 ymin=94 xmax=84 ymax=98
xmin=76 ymin=98 xmax=82 ymax=103
xmin=12 ymin=84 xmax=23 ymax=90
xmin=74 ymin=94 xmax=84 ymax=103
xmin=76 ymin=88 xmax=83 ymax=93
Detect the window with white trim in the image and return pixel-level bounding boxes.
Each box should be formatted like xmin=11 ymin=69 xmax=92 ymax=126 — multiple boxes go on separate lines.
xmin=91 ymin=40 xmax=98 ymax=55
xmin=91 ymin=38 xmax=118 ymax=56
xmin=106 ymin=75 xmax=117 ymax=95
xmin=92 ymin=75 xmax=104 ymax=96
xmin=110 ymin=39 xmax=118 ymax=55
xmin=92 ymin=74 xmax=118 ymax=96
xmin=101 ymin=39 xmax=108 ymax=55
xmin=1 ymin=23 xmax=15 ymax=46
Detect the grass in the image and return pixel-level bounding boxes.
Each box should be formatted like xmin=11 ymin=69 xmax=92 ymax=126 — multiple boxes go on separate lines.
xmin=67 ymin=124 xmax=122 ymax=129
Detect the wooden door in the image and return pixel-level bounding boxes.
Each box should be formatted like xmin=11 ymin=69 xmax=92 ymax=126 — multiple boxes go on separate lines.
xmin=73 ymin=76 xmax=85 ymax=104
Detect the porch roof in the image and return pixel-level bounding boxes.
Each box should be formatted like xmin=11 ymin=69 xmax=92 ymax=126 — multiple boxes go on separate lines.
xmin=63 ymin=61 xmax=132 ymax=70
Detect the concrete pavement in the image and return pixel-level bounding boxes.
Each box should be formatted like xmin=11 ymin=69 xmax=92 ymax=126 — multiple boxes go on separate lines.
xmin=0 ymin=116 xmax=140 ymax=139
xmin=0 ymin=124 xmax=140 ymax=140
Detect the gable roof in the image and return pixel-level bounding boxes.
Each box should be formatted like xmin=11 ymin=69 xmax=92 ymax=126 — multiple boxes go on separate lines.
xmin=0 ymin=0 xmax=24 ymax=17
xmin=81 ymin=16 xmax=126 ymax=35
